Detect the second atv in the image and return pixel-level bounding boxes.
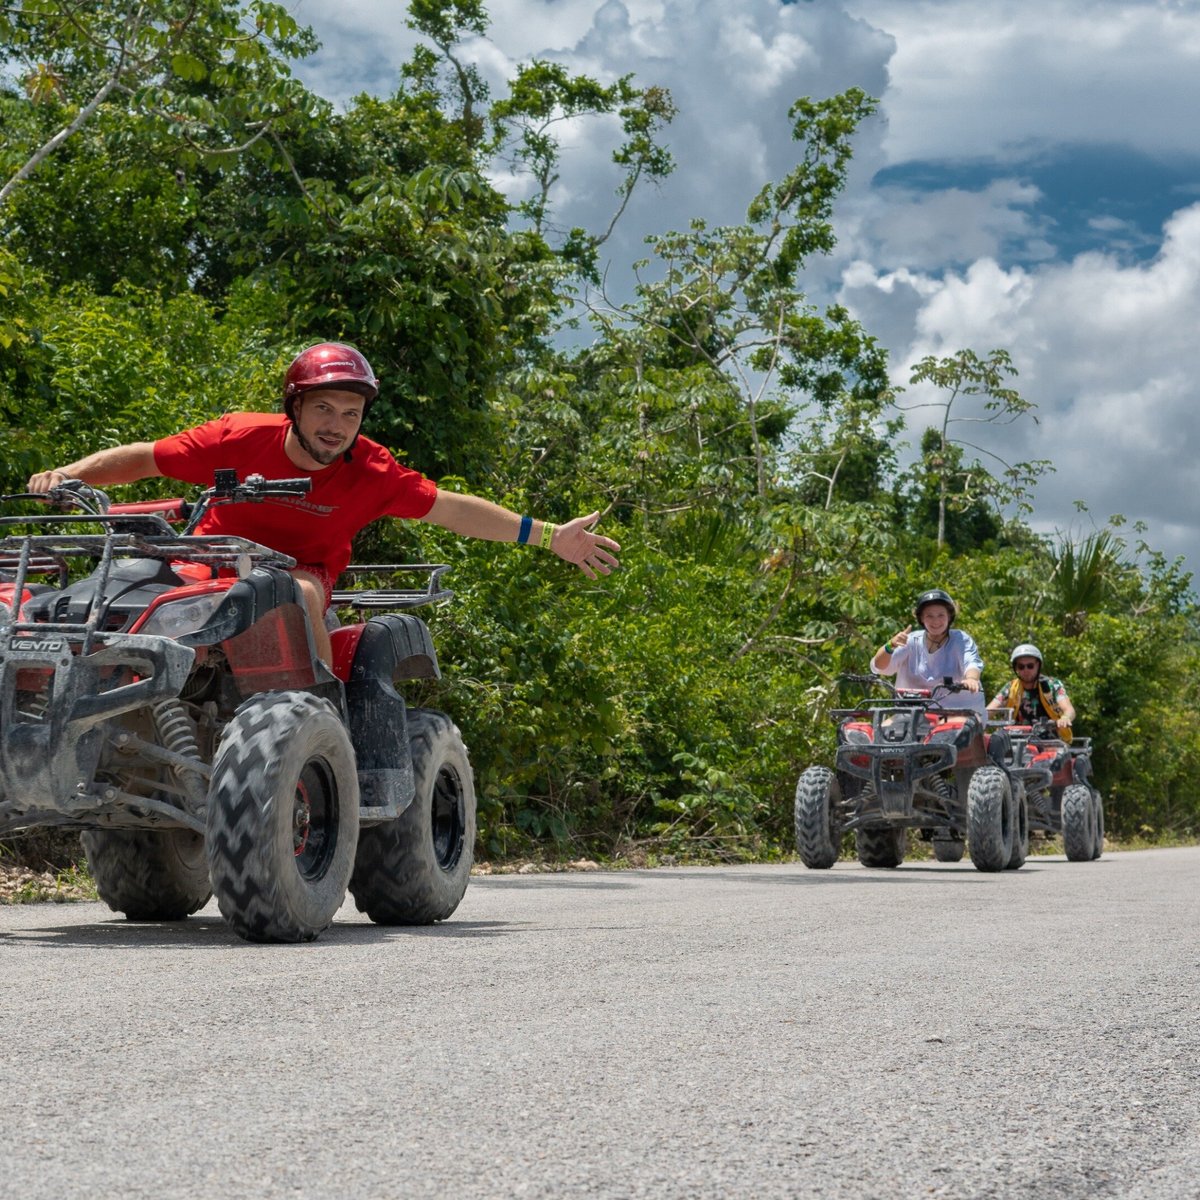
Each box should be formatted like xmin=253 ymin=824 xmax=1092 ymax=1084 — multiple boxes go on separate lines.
xmin=794 ymin=674 xmax=1028 ymax=873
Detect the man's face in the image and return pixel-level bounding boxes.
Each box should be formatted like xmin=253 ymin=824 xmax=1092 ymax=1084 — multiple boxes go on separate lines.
xmin=289 ymin=389 xmax=366 ymax=467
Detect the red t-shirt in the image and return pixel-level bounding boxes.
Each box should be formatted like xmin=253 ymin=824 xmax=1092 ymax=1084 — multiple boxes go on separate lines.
xmin=154 ymin=413 xmax=438 ymax=584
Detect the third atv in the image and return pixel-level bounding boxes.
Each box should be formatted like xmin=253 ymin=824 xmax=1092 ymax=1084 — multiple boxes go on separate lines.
xmin=997 ymin=718 xmax=1104 ymax=862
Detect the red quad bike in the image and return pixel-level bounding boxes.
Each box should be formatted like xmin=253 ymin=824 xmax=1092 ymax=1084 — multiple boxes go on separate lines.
xmin=0 ymin=474 xmax=475 ymax=943
xmin=997 ymin=717 xmax=1103 ymax=862
xmin=794 ymin=674 xmax=1029 ymax=873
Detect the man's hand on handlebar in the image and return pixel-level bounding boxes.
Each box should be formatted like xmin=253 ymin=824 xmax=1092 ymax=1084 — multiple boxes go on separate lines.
xmin=14 ymin=476 xmax=110 ymax=514
xmin=26 ymin=468 xmax=72 ymax=495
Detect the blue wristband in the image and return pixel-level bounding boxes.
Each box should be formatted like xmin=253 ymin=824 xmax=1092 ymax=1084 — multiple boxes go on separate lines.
xmin=517 ymin=515 xmax=533 ymax=545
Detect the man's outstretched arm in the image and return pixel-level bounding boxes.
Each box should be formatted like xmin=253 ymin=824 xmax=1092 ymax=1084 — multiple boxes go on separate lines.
xmin=420 ymin=491 xmax=620 ymax=580
xmin=28 ymin=443 xmax=162 ymax=493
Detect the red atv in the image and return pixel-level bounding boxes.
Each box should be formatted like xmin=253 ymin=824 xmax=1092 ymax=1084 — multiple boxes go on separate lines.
xmin=0 ymin=474 xmax=475 ymax=943
xmin=795 ymin=674 xmax=1028 ymax=873
xmin=997 ymin=718 xmax=1103 ymax=861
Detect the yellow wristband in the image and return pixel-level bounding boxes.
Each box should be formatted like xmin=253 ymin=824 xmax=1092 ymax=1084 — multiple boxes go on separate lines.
xmin=539 ymin=521 xmax=556 ymax=550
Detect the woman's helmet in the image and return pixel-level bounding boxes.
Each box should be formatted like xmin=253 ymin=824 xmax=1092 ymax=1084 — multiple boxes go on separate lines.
xmin=283 ymin=343 xmax=379 ymax=421
xmin=1010 ymin=643 xmax=1043 ymax=668
xmin=913 ymin=588 xmax=957 ymax=625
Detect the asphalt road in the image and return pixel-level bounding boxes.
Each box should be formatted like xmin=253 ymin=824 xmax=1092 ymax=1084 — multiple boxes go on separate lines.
xmin=1 ymin=847 xmax=1198 ymax=1199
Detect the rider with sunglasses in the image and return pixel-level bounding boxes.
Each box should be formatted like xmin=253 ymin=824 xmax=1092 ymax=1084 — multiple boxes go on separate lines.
xmin=987 ymin=643 xmax=1076 ymax=741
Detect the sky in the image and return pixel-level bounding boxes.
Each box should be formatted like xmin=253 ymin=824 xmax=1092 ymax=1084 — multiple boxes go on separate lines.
xmin=282 ymin=0 xmax=1200 ymax=583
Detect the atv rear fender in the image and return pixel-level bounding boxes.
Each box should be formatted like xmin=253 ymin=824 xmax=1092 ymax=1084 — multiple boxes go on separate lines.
xmin=333 ymin=614 xmax=442 ymax=821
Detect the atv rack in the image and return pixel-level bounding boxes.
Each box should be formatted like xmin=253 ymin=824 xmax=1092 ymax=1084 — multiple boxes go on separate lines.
xmin=332 ymin=564 xmax=454 ymax=611
xmin=0 ymin=512 xmax=297 ymax=656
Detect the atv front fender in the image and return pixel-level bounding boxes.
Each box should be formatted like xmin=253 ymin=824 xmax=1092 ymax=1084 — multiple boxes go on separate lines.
xmin=0 ymin=633 xmax=194 ymax=817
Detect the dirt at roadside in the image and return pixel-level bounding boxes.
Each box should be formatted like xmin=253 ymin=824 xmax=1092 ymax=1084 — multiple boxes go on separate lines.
xmin=0 ymin=862 xmax=93 ymax=903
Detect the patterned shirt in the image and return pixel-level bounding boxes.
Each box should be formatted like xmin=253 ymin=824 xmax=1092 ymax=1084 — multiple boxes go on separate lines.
xmin=990 ymin=675 xmax=1069 ymax=724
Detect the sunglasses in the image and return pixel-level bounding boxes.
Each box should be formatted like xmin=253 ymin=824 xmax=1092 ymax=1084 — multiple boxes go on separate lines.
xmin=1014 ymin=661 xmax=1039 ymax=671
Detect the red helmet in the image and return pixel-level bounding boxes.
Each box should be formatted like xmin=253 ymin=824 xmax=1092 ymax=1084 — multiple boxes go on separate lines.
xmin=283 ymin=342 xmax=379 ymax=420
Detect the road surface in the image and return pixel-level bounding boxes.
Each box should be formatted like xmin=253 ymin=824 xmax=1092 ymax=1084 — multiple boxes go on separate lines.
xmin=1 ymin=847 xmax=1197 ymax=1198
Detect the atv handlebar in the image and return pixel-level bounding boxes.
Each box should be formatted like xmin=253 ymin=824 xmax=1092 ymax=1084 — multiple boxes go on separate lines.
xmin=0 ymin=472 xmax=317 ymax=577
xmin=181 ymin=472 xmax=312 ymax=535
xmin=4 ymin=472 xmax=312 ymax=524
xmin=840 ymin=672 xmax=970 ymax=701
xmin=1 ymin=478 xmax=112 ymax=514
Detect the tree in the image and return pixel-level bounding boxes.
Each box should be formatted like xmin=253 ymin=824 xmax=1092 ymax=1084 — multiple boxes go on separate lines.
xmin=903 ymin=348 xmax=1050 ymax=549
xmin=0 ymin=0 xmax=322 ymax=209
xmin=491 ymin=61 xmax=676 ymax=276
xmin=590 ymin=89 xmax=888 ymax=502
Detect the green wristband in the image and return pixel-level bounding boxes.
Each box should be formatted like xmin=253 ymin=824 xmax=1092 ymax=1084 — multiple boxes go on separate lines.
xmin=884 ymin=641 xmax=895 ymax=654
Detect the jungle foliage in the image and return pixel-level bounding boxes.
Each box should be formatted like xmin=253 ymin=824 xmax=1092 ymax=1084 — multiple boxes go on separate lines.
xmin=2 ymin=0 xmax=1196 ymax=863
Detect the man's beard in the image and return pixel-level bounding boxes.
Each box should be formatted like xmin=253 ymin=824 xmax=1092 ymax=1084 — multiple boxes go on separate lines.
xmin=294 ymin=425 xmax=345 ymax=466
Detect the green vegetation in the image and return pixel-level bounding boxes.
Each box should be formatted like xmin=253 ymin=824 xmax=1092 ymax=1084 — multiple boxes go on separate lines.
xmin=2 ymin=0 xmax=1196 ymax=877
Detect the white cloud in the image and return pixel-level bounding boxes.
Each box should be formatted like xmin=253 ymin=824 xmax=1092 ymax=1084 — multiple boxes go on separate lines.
xmin=839 ymin=0 xmax=1200 ymax=164
xmin=840 ymin=203 xmax=1200 ymax=571
xmin=840 ymin=179 xmax=1053 ymax=271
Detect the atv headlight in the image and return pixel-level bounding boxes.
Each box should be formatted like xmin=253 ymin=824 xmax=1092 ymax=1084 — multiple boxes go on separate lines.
xmin=136 ymin=592 xmax=228 ymax=639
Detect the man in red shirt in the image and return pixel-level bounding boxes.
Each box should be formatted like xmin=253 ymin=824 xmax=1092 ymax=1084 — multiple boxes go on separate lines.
xmin=27 ymin=342 xmax=620 ymax=663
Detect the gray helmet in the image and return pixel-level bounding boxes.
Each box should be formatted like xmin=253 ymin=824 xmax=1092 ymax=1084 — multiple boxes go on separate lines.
xmin=914 ymin=588 xmax=957 ymax=625
xmin=1010 ymin=643 xmax=1042 ymax=668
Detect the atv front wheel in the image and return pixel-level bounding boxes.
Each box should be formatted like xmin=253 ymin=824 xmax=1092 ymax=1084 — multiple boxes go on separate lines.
xmin=1091 ymin=790 xmax=1105 ymax=860
xmin=349 ymin=708 xmax=475 ymax=924
xmin=1005 ymin=781 xmax=1029 ymax=870
xmin=855 ymin=823 xmax=906 ymax=868
xmin=967 ymin=765 xmax=1013 ymax=872
xmin=1062 ymin=784 xmax=1095 ymax=862
xmin=83 ymin=828 xmax=211 ymax=921
xmin=206 ymin=691 xmax=359 ymax=943
xmin=794 ymin=766 xmax=842 ymax=869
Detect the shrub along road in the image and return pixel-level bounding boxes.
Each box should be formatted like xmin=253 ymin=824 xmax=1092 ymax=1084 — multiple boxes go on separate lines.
xmin=1 ymin=847 xmax=1197 ymax=1198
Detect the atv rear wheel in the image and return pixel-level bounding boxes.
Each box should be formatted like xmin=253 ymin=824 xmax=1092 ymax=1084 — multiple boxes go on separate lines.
xmin=82 ymin=828 xmax=211 ymax=921
xmin=349 ymin=708 xmax=475 ymax=924
xmin=1005 ymin=781 xmax=1029 ymax=870
xmin=1062 ymin=783 xmax=1095 ymax=862
xmin=206 ymin=691 xmax=359 ymax=943
xmin=855 ymin=823 xmax=906 ymax=868
xmin=794 ymin=766 xmax=842 ymax=869
xmin=928 ymin=776 xmax=964 ymax=862
xmin=967 ymin=765 xmax=1013 ymax=872
xmin=932 ymin=834 xmax=965 ymax=863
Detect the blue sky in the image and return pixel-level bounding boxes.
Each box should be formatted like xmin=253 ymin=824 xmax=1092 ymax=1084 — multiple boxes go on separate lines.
xmin=283 ymin=0 xmax=1200 ymax=582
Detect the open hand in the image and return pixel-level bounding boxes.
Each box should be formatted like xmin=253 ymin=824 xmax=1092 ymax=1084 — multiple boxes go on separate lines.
xmin=551 ymin=512 xmax=621 ymax=580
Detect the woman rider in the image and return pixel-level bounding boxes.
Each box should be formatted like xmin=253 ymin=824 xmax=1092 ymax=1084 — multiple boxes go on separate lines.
xmin=871 ymin=588 xmax=986 ymax=718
